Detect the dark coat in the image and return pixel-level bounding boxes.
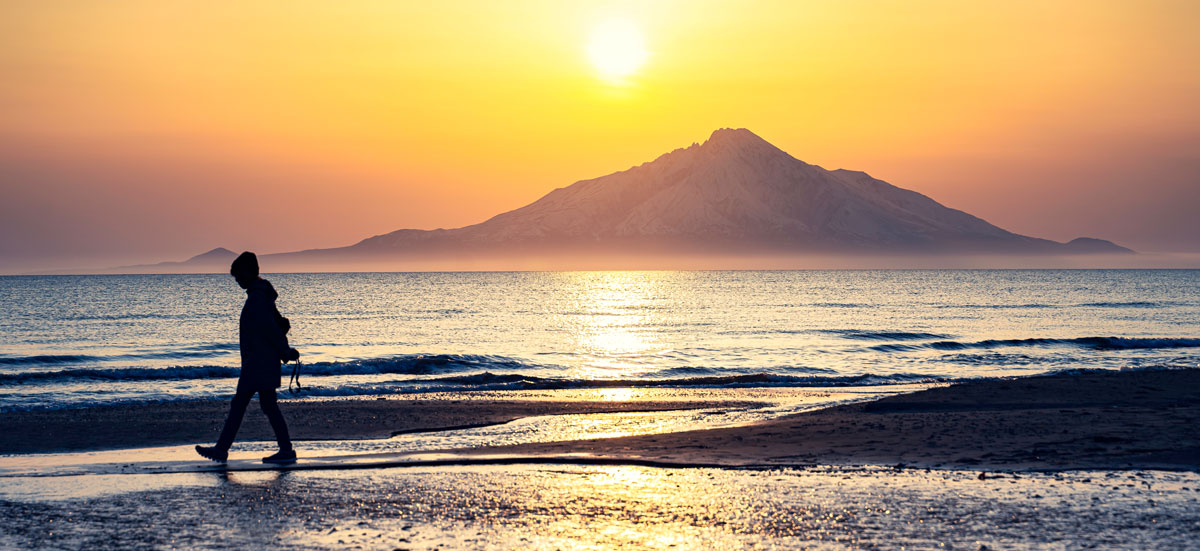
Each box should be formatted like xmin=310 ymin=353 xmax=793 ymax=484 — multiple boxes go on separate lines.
xmin=238 ymin=279 xmax=290 ymax=391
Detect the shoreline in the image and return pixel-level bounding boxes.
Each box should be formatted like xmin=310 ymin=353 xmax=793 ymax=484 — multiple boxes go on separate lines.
xmin=0 ymin=395 xmax=754 ymax=455
xmin=455 ymin=368 xmax=1200 ymax=471
xmin=5 ymin=369 xmax=1198 ymax=473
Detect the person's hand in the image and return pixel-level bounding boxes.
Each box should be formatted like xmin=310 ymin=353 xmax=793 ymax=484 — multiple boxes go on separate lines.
xmin=285 ymin=348 xmax=300 ymax=362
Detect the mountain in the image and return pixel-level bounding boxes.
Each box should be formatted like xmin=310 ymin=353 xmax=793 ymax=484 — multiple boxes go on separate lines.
xmin=88 ymin=129 xmax=1132 ymax=273
xmin=183 ymin=247 xmax=238 ymax=264
xmin=89 ymin=247 xmax=238 ymax=274
xmin=273 ymin=128 xmax=1129 ymax=264
xmin=1060 ymin=238 xmax=1134 ymax=254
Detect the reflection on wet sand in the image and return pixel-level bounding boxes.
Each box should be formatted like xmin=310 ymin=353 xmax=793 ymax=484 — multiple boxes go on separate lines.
xmin=0 ymin=386 xmax=897 ymax=479
xmin=4 ymin=465 xmax=1198 ymax=550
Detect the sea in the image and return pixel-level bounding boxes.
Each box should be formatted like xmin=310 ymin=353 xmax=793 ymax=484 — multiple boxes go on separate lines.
xmin=1 ymin=270 xmax=1198 ymax=411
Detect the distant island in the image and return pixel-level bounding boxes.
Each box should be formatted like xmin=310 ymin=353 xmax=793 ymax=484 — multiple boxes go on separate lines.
xmin=104 ymin=129 xmax=1133 ymax=273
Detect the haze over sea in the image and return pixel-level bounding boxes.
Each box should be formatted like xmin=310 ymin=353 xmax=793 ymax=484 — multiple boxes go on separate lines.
xmin=2 ymin=270 xmax=1198 ymax=412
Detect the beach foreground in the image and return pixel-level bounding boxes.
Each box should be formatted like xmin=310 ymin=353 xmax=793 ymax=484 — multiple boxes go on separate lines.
xmin=0 ymin=395 xmax=752 ymax=455
xmin=3 ymin=369 xmax=1200 ymax=549
xmin=460 ymin=369 xmax=1200 ymax=470
xmin=5 ymin=369 xmax=1199 ymax=472
xmin=4 ymin=464 xmax=1197 ymax=550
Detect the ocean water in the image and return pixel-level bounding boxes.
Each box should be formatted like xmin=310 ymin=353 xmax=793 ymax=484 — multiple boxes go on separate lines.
xmin=1 ymin=270 xmax=1197 ymax=411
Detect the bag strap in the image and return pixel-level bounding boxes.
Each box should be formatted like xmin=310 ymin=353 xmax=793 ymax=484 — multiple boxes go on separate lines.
xmin=288 ymin=360 xmax=303 ymax=394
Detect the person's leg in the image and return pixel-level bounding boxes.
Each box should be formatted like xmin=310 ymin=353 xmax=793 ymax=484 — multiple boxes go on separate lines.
xmin=214 ymin=387 xmax=255 ymax=452
xmin=258 ymin=388 xmax=292 ymax=451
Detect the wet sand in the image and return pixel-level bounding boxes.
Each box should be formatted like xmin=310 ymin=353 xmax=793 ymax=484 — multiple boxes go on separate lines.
xmin=5 ymin=370 xmax=1200 ymax=549
xmin=7 ymin=369 xmax=1198 ymax=473
xmin=5 ymin=465 xmax=1199 ymax=550
xmin=460 ymin=369 xmax=1200 ymax=470
xmin=0 ymin=396 xmax=744 ymax=455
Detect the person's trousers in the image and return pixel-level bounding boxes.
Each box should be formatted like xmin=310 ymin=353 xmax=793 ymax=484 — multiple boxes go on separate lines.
xmin=215 ymin=387 xmax=291 ymax=452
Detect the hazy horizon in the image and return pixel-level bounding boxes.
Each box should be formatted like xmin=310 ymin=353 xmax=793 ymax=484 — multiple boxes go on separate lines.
xmin=17 ymin=250 xmax=1200 ymax=276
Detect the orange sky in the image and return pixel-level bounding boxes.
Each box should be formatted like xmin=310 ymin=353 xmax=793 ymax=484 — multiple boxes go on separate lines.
xmin=2 ymin=1 xmax=1198 ymax=271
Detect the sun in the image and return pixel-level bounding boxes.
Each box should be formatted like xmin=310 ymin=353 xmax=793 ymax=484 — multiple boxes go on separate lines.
xmin=587 ymin=19 xmax=649 ymax=81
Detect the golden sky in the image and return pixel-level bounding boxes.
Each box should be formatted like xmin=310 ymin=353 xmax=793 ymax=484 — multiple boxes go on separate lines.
xmin=2 ymin=1 xmax=1198 ymax=270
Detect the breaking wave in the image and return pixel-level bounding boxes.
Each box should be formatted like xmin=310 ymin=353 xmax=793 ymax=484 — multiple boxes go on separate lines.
xmin=419 ymin=371 xmax=944 ymax=390
xmin=0 ymin=354 xmax=533 ymax=385
xmin=1077 ymin=301 xmax=1165 ymax=308
xmin=1 ymin=370 xmax=955 ymax=411
xmin=869 ymin=336 xmax=1200 ymax=353
xmin=0 ymin=343 xmax=239 ymax=367
xmin=822 ymin=330 xmax=950 ymax=341
xmin=0 ymin=365 xmax=241 ymax=384
xmin=0 ymin=354 xmax=101 ymax=366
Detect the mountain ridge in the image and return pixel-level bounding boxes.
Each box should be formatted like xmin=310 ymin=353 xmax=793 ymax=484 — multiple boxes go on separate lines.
xmin=341 ymin=128 xmax=1127 ymax=256
xmin=79 ymin=128 xmax=1134 ymax=273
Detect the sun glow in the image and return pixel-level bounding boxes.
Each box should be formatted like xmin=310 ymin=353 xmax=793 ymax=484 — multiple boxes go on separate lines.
xmin=586 ymin=19 xmax=649 ymax=81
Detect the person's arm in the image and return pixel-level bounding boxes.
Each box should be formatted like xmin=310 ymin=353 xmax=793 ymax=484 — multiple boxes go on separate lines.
xmin=248 ymin=294 xmax=293 ymax=361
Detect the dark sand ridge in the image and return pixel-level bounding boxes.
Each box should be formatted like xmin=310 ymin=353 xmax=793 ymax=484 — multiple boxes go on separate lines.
xmin=6 ymin=369 xmax=1198 ymax=472
xmin=457 ymin=369 xmax=1200 ymax=471
xmin=0 ymin=398 xmax=742 ymax=455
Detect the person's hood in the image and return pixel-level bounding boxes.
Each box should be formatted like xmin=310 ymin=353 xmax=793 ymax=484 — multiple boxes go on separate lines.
xmin=247 ymin=278 xmax=278 ymax=301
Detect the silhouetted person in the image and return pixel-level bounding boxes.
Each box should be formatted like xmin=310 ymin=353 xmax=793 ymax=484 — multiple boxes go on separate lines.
xmin=197 ymin=251 xmax=299 ymax=465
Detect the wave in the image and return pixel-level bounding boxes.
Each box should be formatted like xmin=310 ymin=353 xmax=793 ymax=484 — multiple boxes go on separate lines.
xmin=869 ymin=336 xmax=1200 ymax=353
xmin=760 ymin=329 xmax=948 ymax=339
xmin=0 ymin=365 xmax=242 ymax=384
xmin=1077 ymin=301 xmax=1164 ymax=308
xmin=64 ymin=312 xmax=226 ymax=322
xmin=649 ymin=365 xmax=838 ymax=378
xmin=1047 ymin=363 xmax=1197 ymax=377
xmin=0 ymin=354 xmax=535 ymax=385
xmin=421 ymin=371 xmax=944 ymax=390
xmin=935 ymin=301 xmax=1172 ymax=310
xmin=937 ymin=352 xmax=1043 ymax=366
xmin=821 ymin=329 xmax=950 ymax=341
xmin=0 ymin=369 xmax=957 ymax=411
xmin=0 ymin=343 xmax=240 ymax=367
xmin=177 ymin=343 xmax=240 ymax=352
xmin=304 ymin=354 xmax=533 ymax=376
xmin=0 ymin=354 xmax=101 ymax=366
xmin=14 ymin=363 xmax=1200 ymax=412
xmin=936 ymin=304 xmax=1058 ymax=310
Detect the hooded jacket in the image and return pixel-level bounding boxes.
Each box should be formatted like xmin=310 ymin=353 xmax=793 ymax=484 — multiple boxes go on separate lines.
xmin=238 ymin=278 xmax=291 ymax=391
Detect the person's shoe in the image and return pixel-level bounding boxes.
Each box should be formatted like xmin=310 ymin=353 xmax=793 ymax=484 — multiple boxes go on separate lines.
xmin=262 ymin=449 xmax=297 ymax=465
xmin=195 ymin=445 xmax=228 ymax=462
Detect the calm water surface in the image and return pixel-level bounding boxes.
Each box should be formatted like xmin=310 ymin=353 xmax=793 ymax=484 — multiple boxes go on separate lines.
xmin=1 ymin=270 xmax=1197 ymax=410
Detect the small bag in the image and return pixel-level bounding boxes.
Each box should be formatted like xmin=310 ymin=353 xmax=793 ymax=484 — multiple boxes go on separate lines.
xmin=276 ymin=306 xmax=299 ymax=392
xmin=288 ymin=360 xmax=303 ymax=394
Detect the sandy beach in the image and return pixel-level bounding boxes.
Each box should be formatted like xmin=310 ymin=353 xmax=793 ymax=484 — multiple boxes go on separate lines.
xmin=4 ymin=369 xmax=1200 ymax=550
xmin=0 ymin=395 xmax=751 ymax=455
xmin=459 ymin=368 xmax=1200 ymax=471
xmin=6 ymin=369 xmax=1198 ymax=473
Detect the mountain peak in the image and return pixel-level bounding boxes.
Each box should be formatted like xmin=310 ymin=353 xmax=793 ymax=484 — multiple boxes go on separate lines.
xmin=698 ymin=128 xmax=788 ymax=161
xmin=186 ymin=247 xmax=237 ymax=263
xmin=704 ymin=127 xmax=766 ymax=146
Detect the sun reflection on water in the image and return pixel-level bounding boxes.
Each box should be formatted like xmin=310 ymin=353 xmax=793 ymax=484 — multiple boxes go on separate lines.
xmin=559 ymin=271 xmax=671 ymax=377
